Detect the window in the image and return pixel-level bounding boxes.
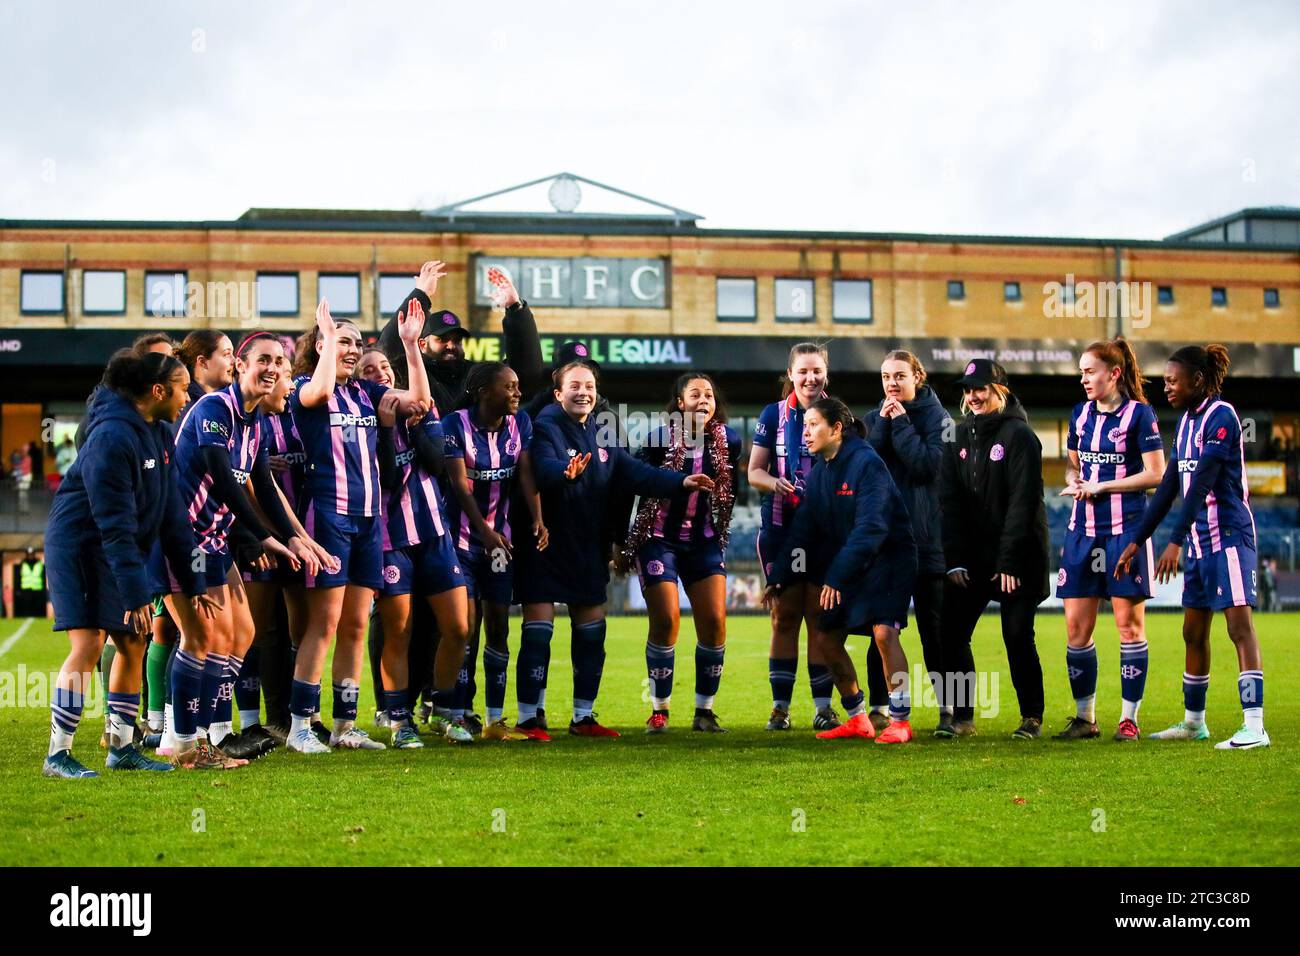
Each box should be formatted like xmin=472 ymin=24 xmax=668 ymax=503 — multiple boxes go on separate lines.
xmin=716 ymin=278 xmax=756 ymax=322
xmin=832 ymin=280 xmax=873 ymax=323
xmin=1211 ymin=286 xmax=1228 ymax=307
xmin=1157 ymin=285 xmax=1174 ymax=305
xmin=947 ymin=280 xmax=965 ymax=301
xmin=317 ymin=273 xmax=361 ymax=317
xmin=145 ymin=272 xmax=188 ymax=318
xmin=1004 ymin=281 xmax=1021 ymax=302
xmin=379 ymin=274 xmax=413 ymax=317
xmin=1264 ymin=288 xmax=1280 ymax=308
xmin=82 ymin=270 xmax=126 ymax=315
xmin=256 ymin=273 xmax=299 ymax=316
xmin=20 ymin=271 xmax=64 ymax=314
xmin=775 ymin=278 xmax=815 ymax=322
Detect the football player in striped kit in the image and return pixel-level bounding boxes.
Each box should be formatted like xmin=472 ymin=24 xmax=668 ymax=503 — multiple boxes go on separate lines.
xmin=1116 ymin=344 xmax=1269 ymax=750
xmin=748 ymin=343 xmax=841 ymax=732
xmin=1054 ymin=338 xmax=1166 ymax=742
xmin=442 ymin=362 xmax=546 ymax=740
xmin=286 ymin=297 xmax=435 ymax=753
xmin=154 ymin=333 xmax=325 ymax=767
xmin=625 ymin=373 xmax=741 ymax=734
xmin=359 ymin=346 xmax=473 ymax=746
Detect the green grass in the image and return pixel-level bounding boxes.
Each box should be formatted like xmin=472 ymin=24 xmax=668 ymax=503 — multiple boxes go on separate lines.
xmin=1 ymin=613 xmax=1296 ymax=866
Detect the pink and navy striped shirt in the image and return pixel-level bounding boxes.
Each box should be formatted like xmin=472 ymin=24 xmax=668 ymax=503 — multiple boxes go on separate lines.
xmin=441 ymin=407 xmax=532 ymax=556
xmin=1173 ymin=395 xmax=1256 ymax=558
xmin=173 ymin=383 xmax=267 ymax=554
xmin=1067 ymin=397 xmax=1164 ymax=537
xmin=290 ymin=374 xmax=387 ymax=517
xmin=379 ymin=410 xmax=448 ymax=551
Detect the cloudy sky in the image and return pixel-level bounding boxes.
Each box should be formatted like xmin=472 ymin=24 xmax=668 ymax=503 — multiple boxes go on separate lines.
xmin=2 ymin=0 xmax=1296 ymax=239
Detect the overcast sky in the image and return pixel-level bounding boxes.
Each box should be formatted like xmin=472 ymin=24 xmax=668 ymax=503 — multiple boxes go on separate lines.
xmin=1 ymin=0 xmax=1296 ymax=239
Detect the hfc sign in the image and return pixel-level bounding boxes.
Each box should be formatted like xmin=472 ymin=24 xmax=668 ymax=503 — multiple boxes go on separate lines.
xmin=474 ymin=256 xmax=668 ymax=309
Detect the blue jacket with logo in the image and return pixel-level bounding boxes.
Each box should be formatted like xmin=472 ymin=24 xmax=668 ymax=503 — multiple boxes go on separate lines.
xmin=769 ymin=435 xmax=916 ymax=600
xmin=47 ymin=389 xmax=202 ymax=608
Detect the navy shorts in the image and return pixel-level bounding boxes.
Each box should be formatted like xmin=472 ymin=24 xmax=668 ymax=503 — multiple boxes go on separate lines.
xmin=48 ymin=546 xmax=135 ymax=635
xmin=1183 ymin=541 xmax=1258 ymax=610
xmin=304 ymin=506 xmax=383 ymax=590
xmin=148 ymin=545 xmax=234 ymax=594
xmin=636 ymin=537 xmax=726 ymax=589
xmin=1056 ymin=529 xmax=1154 ymax=600
xmin=379 ymin=537 xmax=466 ymax=598
xmin=757 ymin=526 xmax=798 ymax=585
xmin=458 ymin=548 xmax=514 ymax=605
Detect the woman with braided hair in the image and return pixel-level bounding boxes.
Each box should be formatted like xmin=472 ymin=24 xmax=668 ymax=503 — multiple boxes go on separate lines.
xmin=626 ymin=373 xmax=741 ymax=734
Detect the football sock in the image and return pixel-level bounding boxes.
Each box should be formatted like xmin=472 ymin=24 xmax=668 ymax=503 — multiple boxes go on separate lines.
xmin=1119 ymin=641 xmax=1148 ymax=722
xmin=808 ymin=662 xmax=833 ymax=711
xmin=1183 ymin=672 xmax=1210 ymax=725
xmin=516 ymin=621 xmax=553 ymax=722
xmin=571 ymin=619 xmax=606 ymax=720
xmin=694 ymin=642 xmax=724 ymax=711
xmin=1067 ymin=641 xmax=1098 ymax=722
xmin=483 ymin=646 xmax=509 ymax=724
xmin=646 ymin=641 xmax=675 ymax=710
xmin=50 ymin=685 xmax=84 ymax=756
xmin=769 ymin=657 xmax=796 ymax=711
xmin=1239 ymin=670 xmax=1264 ymax=733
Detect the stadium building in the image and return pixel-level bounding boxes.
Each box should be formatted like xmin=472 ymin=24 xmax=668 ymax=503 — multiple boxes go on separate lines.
xmin=2 ymin=174 xmax=1298 ymax=608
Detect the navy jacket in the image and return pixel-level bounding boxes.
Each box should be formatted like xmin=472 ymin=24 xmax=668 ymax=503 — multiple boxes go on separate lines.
xmin=939 ymin=394 xmax=1050 ymax=601
xmin=47 ymin=390 xmax=202 ymax=608
xmin=770 ymin=435 xmax=916 ymax=597
xmin=864 ymin=385 xmax=951 ymax=575
xmin=518 ymin=404 xmax=687 ymax=604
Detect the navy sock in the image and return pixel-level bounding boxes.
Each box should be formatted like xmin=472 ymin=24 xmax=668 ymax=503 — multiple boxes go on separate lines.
xmin=1067 ymin=641 xmax=1098 ymax=703
xmin=199 ymin=653 xmax=226 ymax=733
xmin=769 ymin=657 xmax=796 ymax=710
xmin=105 ymin=691 xmax=139 ymax=749
xmin=1238 ymin=670 xmax=1263 ymax=711
xmin=571 ymin=619 xmax=607 ymax=715
xmin=808 ymin=662 xmax=833 ymax=709
xmin=454 ymin=643 xmax=472 ymax=715
xmin=333 ymin=680 xmax=359 ymax=723
xmin=841 ymin=689 xmax=865 ymax=717
xmin=646 ymin=641 xmax=676 ymax=709
xmin=1183 ymin=672 xmax=1210 ymax=717
xmin=384 ymin=689 xmax=410 ymax=725
xmin=483 ymin=646 xmax=509 ymax=716
xmin=234 ymin=646 xmax=261 ymax=714
xmin=289 ymin=679 xmax=321 ymax=720
xmin=170 ymin=650 xmax=205 ymax=737
xmin=213 ymin=655 xmax=236 ymax=728
xmin=464 ymin=641 xmax=479 ymax=713
xmin=431 ymin=686 xmax=457 ymax=713
xmin=694 ymin=643 xmax=725 ymax=710
xmin=1119 ymin=641 xmax=1148 ymax=713
xmin=516 ymin=621 xmax=553 ymax=718
xmin=50 ymin=686 xmax=85 ymax=754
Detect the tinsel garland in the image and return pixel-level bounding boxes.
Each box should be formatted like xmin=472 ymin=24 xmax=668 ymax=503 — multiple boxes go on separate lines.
xmin=623 ymin=418 xmax=734 ymax=563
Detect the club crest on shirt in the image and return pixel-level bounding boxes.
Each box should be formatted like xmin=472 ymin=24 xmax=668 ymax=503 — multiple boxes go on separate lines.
xmin=598 ymin=448 xmax=609 ymax=463
xmin=506 ymin=437 xmax=520 ymax=456
xmin=959 ymin=448 xmax=967 ymax=460
xmin=1057 ymin=568 xmax=1067 ymax=587
xmin=1108 ymin=426 xmax=1124 ymax=442
xmin=566 ymin=448 xmax=577 ymax=457
xmin=989 ymin=443 xmax=1005 ymax=462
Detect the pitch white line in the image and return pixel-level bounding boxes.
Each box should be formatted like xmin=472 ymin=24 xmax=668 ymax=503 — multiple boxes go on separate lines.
xmin=0 ymin=618 xmax=34 ymax=660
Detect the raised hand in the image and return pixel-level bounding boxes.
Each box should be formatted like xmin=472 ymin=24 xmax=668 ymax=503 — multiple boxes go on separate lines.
xmin=398 ymin=297 xmax=426 ymax=346
xmin=316 ymin=298 xmax=337 ymax=341
xmin=486 ymin=266 xmax=520 ymax=309
xmin=415 ymin=260 xmax=448 ymax=298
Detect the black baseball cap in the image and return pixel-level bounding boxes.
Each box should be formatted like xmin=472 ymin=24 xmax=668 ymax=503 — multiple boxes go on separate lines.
xmin=422 ymin=309 xmax=472 ymax=339
xmin=954 ymin=358 xmax=1008 ymax=389
xmin=555 ymin=340 xmax=600 ymax=372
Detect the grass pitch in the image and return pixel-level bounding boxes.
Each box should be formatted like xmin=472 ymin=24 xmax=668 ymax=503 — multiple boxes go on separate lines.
xmin=1 ymin=613 xmax=1296 ymax=867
